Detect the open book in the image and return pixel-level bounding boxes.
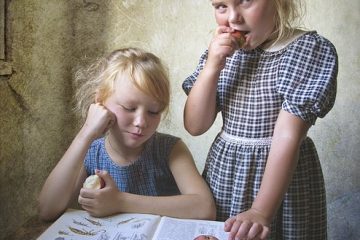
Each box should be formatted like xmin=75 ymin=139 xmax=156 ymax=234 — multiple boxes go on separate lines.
xmin=37 ymin=209 xmax=229 ymax=240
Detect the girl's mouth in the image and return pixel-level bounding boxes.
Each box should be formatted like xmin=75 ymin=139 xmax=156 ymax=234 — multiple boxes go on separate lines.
xmin=130 ymin=132 xmax=144 ymax=138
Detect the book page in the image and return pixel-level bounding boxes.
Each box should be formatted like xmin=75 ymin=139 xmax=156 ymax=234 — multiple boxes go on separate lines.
xmin=37 ymin=209 xmax=161 ymax=240
xmin=152 ymin=216 xmax=229 ymax=240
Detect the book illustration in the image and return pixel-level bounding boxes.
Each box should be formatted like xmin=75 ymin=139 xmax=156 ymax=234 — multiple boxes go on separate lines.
xmin=113 ymin=232 xmax=149 ymax=240
xmin=152 ymin=216 xmax=229 ymax=240
xmin=37 ymin=210 xmax=160 ymax=240
xmin=38 ymin=209 xmax=229 ymax=240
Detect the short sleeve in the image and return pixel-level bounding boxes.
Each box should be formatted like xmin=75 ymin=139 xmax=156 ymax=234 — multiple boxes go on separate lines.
xmin=151 ymin=132 xmax=180 ymax=163
xmin=182 ymin=50 xmax=222 ymax=112
xmin=182 ymin=50 xmax=208 ymax=95
xmin=277 ymin=33 xmax=338 ymax=124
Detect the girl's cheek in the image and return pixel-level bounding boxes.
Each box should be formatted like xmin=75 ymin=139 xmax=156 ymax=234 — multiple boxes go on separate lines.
xmin=215 ymin=14 xmax=229 ymax=26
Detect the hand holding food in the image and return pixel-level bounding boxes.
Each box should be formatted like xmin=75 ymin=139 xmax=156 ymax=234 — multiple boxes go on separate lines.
xmin=83 ymin=175 xmax=105 ymax=189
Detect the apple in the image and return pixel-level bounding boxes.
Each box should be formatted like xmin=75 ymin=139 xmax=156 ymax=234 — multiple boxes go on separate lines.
xmin=231 ymin=30 xmax=246 ymax=48
xmin=83 ymin=175 xmax=105 ymax=189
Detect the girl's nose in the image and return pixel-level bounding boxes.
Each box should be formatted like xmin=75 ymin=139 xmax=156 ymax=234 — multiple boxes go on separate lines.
xmin=133 ymin=112 xmax=147 ymax=128
xmin=228 ymin=7 xmax=243 ymax=24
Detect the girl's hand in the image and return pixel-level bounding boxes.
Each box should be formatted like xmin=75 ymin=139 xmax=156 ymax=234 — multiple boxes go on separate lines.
xmin=207 ymin=26 xmax=238 ymax=71
xmin=78 ymin=170 xmax=121 ymax=217
xmin=224 ymin=208 xmax=270 ymax=240
xmin=80 ymin=103 xmax=116 ymax=141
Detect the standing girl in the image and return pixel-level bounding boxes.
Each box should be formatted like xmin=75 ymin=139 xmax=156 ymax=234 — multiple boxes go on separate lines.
xmin=183 ymin=0 xmax=337 ymax=239
xmin=38 ymin=47 xmax=216 ymax=222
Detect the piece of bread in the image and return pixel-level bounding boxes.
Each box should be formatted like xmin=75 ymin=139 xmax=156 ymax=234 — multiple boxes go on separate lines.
xmin=83 ymin=175 xmax=105 ymax=189
xmin=231 ymin=30 xmax=246 ymax=48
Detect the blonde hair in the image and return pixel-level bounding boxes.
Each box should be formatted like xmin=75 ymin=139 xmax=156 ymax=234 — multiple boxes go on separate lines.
xmin=74 ymin=48 xmax=170 ymax=120
xmin=273 ymin=0 xmax=305 ymax=43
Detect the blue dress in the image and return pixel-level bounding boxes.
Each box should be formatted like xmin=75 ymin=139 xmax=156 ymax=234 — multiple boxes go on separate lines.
xmin=84 ymin=132 xmax=180 ymax=196
xmin=183 ymin=31 xmax=337 ymax=239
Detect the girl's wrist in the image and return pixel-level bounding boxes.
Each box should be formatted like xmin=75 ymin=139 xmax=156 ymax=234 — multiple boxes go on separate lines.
xmin=251 ymin=202 xmax=275 ymax=224
xmin=202 ymin=63 xmax=222 ymax=79
xmin=76 ymin=127 xmax=97 ymax=145
xmin=116 ymin=191 xmax=127 ymax=213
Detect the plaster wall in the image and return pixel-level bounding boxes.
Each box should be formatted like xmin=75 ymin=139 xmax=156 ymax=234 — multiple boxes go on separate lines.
xmin=0 ymin=0 xmax=359 ymax=239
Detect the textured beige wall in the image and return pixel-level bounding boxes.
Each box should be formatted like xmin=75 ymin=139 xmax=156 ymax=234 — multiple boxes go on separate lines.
xmin=0 ymin=0 xmax=359 ymax=239
xmin=304 ymin=1 xmax=360 ymax=238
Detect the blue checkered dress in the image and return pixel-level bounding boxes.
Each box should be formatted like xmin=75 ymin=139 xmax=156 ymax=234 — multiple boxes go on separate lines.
xmin=84 ymin=132 xmax=180 ymax=196
xmin=183 ymin=31 xmax=337 ymax=239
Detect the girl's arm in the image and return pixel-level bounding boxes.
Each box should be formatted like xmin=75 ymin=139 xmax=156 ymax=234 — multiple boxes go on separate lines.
xmin=225 ymin=109 xmax=311 ymax=240
xmin=184 ymin=26 xmax=237 ymax=136
xmin=38 ymin=103 xmax=115 ymax=221
xmin=79 ymin=140 xmax=217 ymax=220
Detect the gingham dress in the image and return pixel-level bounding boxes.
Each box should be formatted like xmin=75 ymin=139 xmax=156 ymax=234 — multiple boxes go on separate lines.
xmin=84 ymin=132 xmax=180 ymax=196
xmin=183 ymin=31 xmax=337 ymax=239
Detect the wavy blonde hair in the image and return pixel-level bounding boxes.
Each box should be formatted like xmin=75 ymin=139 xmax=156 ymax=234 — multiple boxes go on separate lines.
xmin=273 ymin=0 xmax=305 ymax=43
xmin=74 ymin=48 xmax=170 ymax=121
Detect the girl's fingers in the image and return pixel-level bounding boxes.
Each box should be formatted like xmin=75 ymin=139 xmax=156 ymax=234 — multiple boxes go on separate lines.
xmin=78 ymin=195 xmax=93 ymax=207
xmin=228 ymin=219 xmax=241 ymax=240
xmin=235 ymin=221 xmax=252 ymax=239
xmin=79 ymin=188 xmax=96 ymax=199
xmin=224 ymin=216 xmax=236 ymax=231
xmin=215 ymin=25 xmax=232 ymax=35
xmin=259 ymin=226 xmax=270 ymax=240
xmin=247 ymin=223 xmax=262 ymax=239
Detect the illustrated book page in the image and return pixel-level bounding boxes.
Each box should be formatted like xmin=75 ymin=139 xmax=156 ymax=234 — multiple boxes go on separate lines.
xmin=37 ymin=209 xmax=161 ymax=240
xmin=37 ymin=209 xmax=229 ymax=240
xmin=153 ymin=216 xmax=229 ymax=240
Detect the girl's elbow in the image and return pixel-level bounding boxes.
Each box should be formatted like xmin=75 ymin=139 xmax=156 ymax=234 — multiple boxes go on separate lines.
xmin=38 ymin=207 xmax=56 ymax=222
xmin=184 ymin=124 xmax=207 ymax=136
xmin=196 ymin=199 xmax=216 ymax=220
xmin=38 ymin=199 xmax=63 ymax=222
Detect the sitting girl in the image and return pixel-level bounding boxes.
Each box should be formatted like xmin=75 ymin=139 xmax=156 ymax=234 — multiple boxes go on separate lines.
xmin=38 ymin=47 xmax=216 ymax=221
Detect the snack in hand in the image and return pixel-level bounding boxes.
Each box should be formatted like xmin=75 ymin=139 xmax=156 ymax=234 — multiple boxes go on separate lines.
xmin=231 ymin=30 xmax=246 ymax=48
xmin=83 ymin=175 xmax=105 ymax=189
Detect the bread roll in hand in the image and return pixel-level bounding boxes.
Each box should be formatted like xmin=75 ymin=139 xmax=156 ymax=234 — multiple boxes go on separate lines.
xmin=83 ymin=175 xmax=105 ymax=189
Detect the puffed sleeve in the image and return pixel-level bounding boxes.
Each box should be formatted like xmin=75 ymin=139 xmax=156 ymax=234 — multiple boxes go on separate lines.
xmin=182 ymin=50 xmax=208 ymax=95
xmin=277 ymin=33 xmax=338 ymax=125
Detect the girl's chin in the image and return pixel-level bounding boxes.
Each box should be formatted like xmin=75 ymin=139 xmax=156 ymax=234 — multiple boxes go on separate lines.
xmin=124 ymin=136 xmax=149 ymax=149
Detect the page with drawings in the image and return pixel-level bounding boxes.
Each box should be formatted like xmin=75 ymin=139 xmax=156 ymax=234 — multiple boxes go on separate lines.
xmin=152 ymin=216 xmax=229 ymax=240
xmin=37 ymin=209 xmax=162 ymax=240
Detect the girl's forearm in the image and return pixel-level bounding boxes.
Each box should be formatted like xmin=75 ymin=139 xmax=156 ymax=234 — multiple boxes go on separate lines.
xmin=251 ymin=110 xmax=310 ymax=223
xmin=251 ymin=137 xmax=300 ymax=223
xmin=118 ymin=192 xmax=216 ymax=220
xmin=184 ymin=65 xmax=221 ymax=135
xmin=38 ymin=129 xmax=93 ymax=221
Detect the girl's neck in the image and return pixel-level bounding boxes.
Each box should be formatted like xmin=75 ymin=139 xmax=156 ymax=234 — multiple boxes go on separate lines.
xmin=105 ymin=134 xmax=144 ymax=166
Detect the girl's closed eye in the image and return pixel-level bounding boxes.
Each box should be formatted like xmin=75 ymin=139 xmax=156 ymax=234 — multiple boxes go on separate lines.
xmin=148 ymin=109 xmax=161 ymax=115
xmin=120 ymin=104 xmax=136 ymax=112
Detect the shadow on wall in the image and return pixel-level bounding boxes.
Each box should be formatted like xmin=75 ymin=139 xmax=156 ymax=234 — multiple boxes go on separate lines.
xmin=328 ymin=190 xmax=360 ymax=239
xmin=0 ymin=1 xmax=109 ymax=239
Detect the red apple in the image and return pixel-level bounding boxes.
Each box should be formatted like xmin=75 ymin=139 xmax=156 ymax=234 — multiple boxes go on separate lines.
xmin=231 ymin=30 xmax=246 ymax=48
